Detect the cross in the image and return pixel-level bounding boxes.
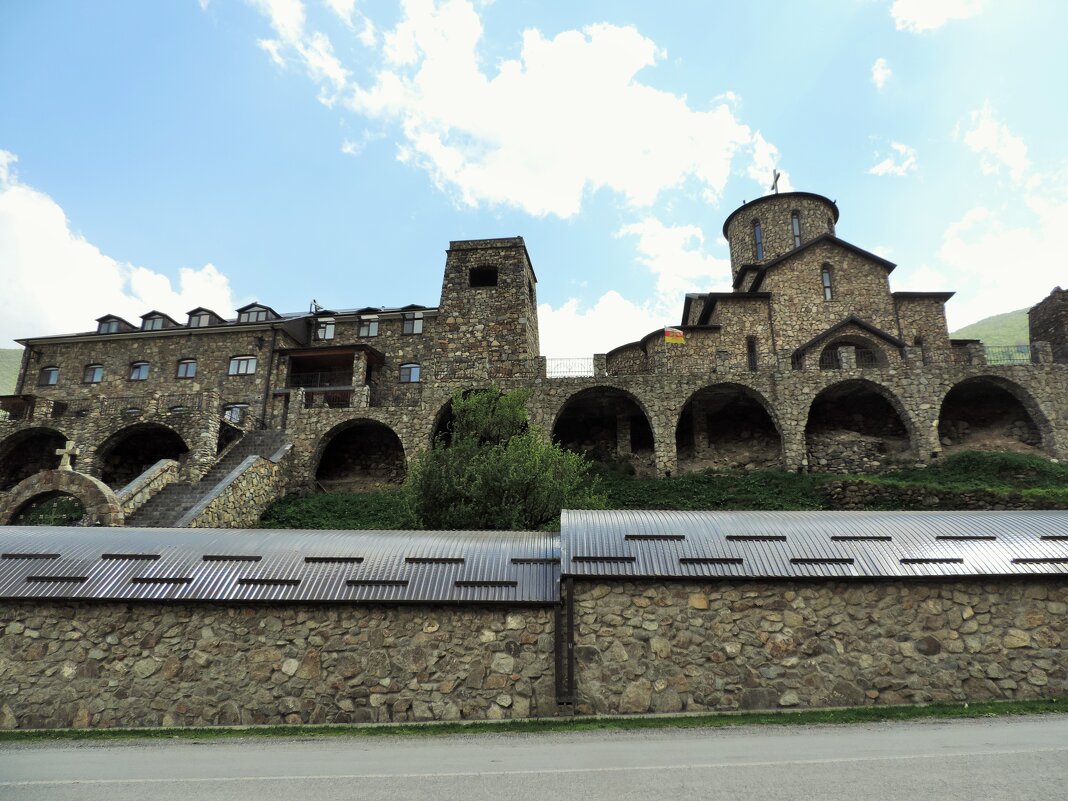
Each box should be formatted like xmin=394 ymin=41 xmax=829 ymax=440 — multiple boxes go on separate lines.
xmin=55 ymin=440 xmax=79 ymax=471
xmin=770 ymin=169 xmax=781 ymax=194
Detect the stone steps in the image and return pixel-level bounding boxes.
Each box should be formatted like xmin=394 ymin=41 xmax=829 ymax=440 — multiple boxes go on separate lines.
xmin=125 ymin=431 xmax=289 ymax=528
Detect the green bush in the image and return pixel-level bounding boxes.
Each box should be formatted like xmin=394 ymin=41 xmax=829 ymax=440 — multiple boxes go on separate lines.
xmin=260 ymin=490 xmax=412 ymax=530
xmin=404 ymin=388 xmax=603 ymax=530
xmin=874 ymin=451 xmax=1068 ymax=491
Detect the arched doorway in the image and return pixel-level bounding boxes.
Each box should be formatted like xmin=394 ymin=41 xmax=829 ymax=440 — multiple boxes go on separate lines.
xmin=0 ymin=428 xmax=68 ymax=490
xmin=96 ymin=424 xmax=190 ymax=489
xmin=315 ymin=420 xmax=406 ymax=492
xmin=552 ymin=387 xmax=655 ymax=476
xmin=805 ymin=380 xmax=914 ymax=472
xmin=938 ymin=377 xmax=1048 ymax=455
xmin=0 ymin=469 xmax=124 ymax=526
xmin=10 ymin=492 xmax=87 ymax=526
xmin=676 ymin=384 xmax=783 ymax=472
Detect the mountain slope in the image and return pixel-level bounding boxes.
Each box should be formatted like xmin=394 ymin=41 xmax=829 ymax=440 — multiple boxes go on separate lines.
xmin=950 ymin=308 xmax=1029 ymax=345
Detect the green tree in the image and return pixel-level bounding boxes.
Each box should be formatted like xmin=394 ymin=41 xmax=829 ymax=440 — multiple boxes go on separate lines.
xmin=404 ymin=388 xmax=602 ymax=529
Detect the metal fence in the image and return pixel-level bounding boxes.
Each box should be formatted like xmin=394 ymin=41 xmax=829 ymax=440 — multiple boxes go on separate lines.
xmin=545 ymin=358 xmax=595 ymax=378
xmin=984 ymin=345 xmax=1035 ymax=365
xmin=303 ymin=388 xmax=355 ymax=409
xmin=290 ymin=370 xmax=353 ymax=389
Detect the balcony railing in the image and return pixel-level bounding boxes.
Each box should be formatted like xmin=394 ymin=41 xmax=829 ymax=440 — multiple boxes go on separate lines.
xmin=545 ymin=358 xmax=595 ymax=378
xmin=984 ymin=345 xmax=1035 ymax=365
xmin=303 ymin=388 xmax=355 ymax=409
xmin=289 ymin=370 xmax=354 ymax=389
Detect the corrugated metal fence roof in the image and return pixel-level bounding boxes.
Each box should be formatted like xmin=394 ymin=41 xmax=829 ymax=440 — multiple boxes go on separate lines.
xmin=0 ymin=527 xmax=559 ymax=605
xmin=560 ymin=510 xmax=1068 ymax=580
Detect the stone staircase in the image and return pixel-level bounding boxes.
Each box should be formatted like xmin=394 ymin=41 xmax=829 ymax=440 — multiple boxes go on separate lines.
xmin=125 ymin=431 xmax=290 ymax=528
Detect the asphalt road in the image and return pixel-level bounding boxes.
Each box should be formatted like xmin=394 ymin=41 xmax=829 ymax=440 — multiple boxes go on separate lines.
xmin=1 ymin=715 xmax=1066 ymax=801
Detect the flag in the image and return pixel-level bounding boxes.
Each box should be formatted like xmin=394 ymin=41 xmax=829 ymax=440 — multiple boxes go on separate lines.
xmin=664 ymin=327 xmax=685 ymax=345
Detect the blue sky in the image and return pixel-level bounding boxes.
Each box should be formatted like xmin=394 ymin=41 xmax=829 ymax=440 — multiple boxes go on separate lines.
xmin=1 ymin=0 xmax=1066 ymax=355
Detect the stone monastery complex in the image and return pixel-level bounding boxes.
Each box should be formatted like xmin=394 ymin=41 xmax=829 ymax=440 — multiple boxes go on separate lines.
xmin=2 ymin=190 xmax=1067 ymax=525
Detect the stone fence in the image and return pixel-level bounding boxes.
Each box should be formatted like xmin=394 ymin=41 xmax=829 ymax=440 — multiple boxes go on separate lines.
xmin=178 ymin=444 xmax=293 ymax=529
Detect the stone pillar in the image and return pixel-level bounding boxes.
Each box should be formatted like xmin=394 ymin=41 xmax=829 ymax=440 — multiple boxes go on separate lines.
xmin=780 ymin=418 xmax=808 ymax=472
xmin=593 ymin=354 xmax=607 ymax=379
xmin=1032 ymin=342 xmax=1053 ymax=365
xmin=616 ymin=414 xmax=632 ymax=457
xmin=651 ymin=413 xmax=677 ymax=478
xmin=965 ymin=342 xmax=986 ymax=366
xmin=839 ymin=346 xmax=856 ymax=370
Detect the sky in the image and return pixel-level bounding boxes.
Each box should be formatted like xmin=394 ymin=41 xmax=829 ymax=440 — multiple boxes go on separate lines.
xmin=1 ymin=0 xmax=1066 ymax=356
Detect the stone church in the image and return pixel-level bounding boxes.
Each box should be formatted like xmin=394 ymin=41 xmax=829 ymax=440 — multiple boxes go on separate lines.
xmin=2 ymin=190 xmax=1067 ymax=526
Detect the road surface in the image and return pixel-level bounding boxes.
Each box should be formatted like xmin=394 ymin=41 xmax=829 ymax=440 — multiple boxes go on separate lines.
xmin=1 ymin=714 xmax=1066 ymax=801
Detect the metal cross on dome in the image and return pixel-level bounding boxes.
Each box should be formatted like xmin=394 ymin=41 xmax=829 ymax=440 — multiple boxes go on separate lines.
xmin=770 ymin=170 xmax=781 ymax=194
xmin=55 ymin=440 xmax=79 ymax=471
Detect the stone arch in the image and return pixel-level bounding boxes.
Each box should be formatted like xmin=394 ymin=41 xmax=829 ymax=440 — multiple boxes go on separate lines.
xmin=0 ymin=470 xmax=123 ymax=526
xmin=676 ymin=383 xmax=784 ymax=472
xmin=94 ymin=423 xmax=191 ymax=490
xmin=937 ymin=375 xmax=1053 ymax=456
xmin=313 ymin=418 xmax=406 ymax=492
xmin=805 ymin=379 xmax=915 ymax=473
xmin=817 ymin=335 xmax=891 ymax=370
xmin=0 ymin=427 xmax=70 ymax=490
xmin=551 ymin=386 xmax=656 ymax=476
xmin=430 ymin=400 xmax=456 ymax=445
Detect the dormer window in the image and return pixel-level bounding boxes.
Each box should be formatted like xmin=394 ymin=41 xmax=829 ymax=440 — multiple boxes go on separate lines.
xmin=236 ymin=304 xmax=277 ymax=324
xmin=753 ymin=221 xmax=764 ymax=261
xmin=98 ymin=319 xmax=120 ymax=334
xmin=37 ymin=367 xmax=59 ymax=387
xmin=402 ymin=312 xmax=423 ymax=335
xmin=189 ymin=312 xmax=212 ymax=328
xmin=142 ymin=316 xmax=164 ymax=331
xmin=83 ymin=364 xmax=104 ymax=384
xmin=358 ymin=318 xmax=379 ymax=337
xmin=129 ymin=362 xmax=150 ymax=381
xmin=316 ymin=318 xmax=336 ymax=341
xmin=791 ymin=211 xmax=802 ymax=248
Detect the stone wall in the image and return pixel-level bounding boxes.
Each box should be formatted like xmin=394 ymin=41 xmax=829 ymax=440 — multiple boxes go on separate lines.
xmin=0 ymin=601 xmax=556 ymax=729
xmin=573 ymin=579 xmax=1068 ymax=715
xmin=724 ymin=192 xmax=838 ymax=277
xmin=116 ymin=458 xmax=179 ymax=517
xmin=1029 ymin=287 xmax=1068 ymax=364
xmin=179 ymin=446 xmax=291 ymax=528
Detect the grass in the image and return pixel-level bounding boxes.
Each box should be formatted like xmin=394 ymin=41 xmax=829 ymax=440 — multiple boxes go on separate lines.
xmin=861 ymin=451 xmax=1068 ymax=492
xmin=0 ymin=698 xmax=1063 ymax=743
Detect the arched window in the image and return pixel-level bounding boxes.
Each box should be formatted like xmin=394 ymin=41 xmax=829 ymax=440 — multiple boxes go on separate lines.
xmin=83 ymin=364 xmax=104 ymax=384
xmin=37 ymin=367 xmax=59 ymax=387
xmin=129 ymin=361 xmax=150 ymax=381
xmin=753 ymin=221 xmax=764 ymax=260
xmin=791 ymin=211 xmax=802 ymax=247
xmin=821 ymin=265 xmax=834 ymax=301
xmin=399 ymin=363 xmax=421 ymax=383
xmin=176 ymin=359 xmax=197 ymax=379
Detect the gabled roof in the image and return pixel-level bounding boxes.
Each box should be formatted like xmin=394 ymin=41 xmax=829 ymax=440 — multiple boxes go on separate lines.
xmin=892 ymin=291 xmax=956 ymax=301
xmin=791 ymin=315 xmax=906 ymax=361
xmin=139 ymin=310 xmax=181 ymax=327
xmin=94 ymin=314 xmax=136 ymax=327
xmin=235 ymin=302 xmax=282 ymax=319
xmin=692 ymin=292 xmax=771 ymax=326
xmin=732 ymin=234 xmax=898 ymax=291
xmin=186 ymin=306 xmax=225 ymax=319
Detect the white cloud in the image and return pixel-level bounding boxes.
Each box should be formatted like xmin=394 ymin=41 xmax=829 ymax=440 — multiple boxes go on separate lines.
xmin=199 ymin=0 xmax=211 ymax=10
xmin=890 ymin=0 xmax=984 ymax=32
xmin=868 ymin=142 xmax=917 ymax=177
xmin=962 ymin=102 xmax=1029 ymax=184
xmin=617 ymin=217 xmax=732 ymax=304
xmin=250 ymin=0 xmax=780 ymax=218
xmin=538 ymin=292 xmax=663 ymax=359
xmin=747 ymin=132 xmax=793 ymax=195
xmin=323 ymin=0 xmax=356 ymax=26
xmin=0 ymin=151 xmax=238 ymax=343
xmin=871 ymin=57 xmax=891 ymax=89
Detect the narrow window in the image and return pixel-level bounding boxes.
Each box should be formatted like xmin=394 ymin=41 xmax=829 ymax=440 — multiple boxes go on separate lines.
xmin=827 ymin=217 xmax=834 ymax=234
xmin=821 ymin=265 xmax=834 ymax=301
xmin=358 ymin=318 xmax=379 ymax=337
xmin=222 ymin=404 xmax=249 ymax=424
xmin=176 ymin=359 xmax=197 ymax=379
xmin=83 ymin=364 xmax=104 ymax=384
xmin=469 ymin=267 xmax=498 ymax=287
xmin=37 ymin=367 xmax=59 ymax=386
xmin=228 ymin=356 xmax=257 ymax=376
xmin=129 ymin=362 xmax=150 ymax=381
xmin=791 ymin=211 xmax=802 ymax=248
xmin=402 ymin=312 xmax=423 ymax=335
xmin=753 ymin=221 xmax=764 ymax=260
xmin=316 ymin=319 xmax=335 ymax=340
xmin=142 ymin=316 xmax=163 ymax=331
xmin=746 ymin=336 xmax=758 ymax=371
xmin=98 ymin=320 xmax=119 ymax=334
xmin=399 ymin=363 xmax=421 ymax=383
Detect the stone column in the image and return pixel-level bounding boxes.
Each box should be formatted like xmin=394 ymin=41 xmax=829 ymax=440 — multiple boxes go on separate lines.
xmin=839 ymin=346 xmax=856 ymax=370
xmin=593 ymin=354 xmax=607 ymax=379
xmin=1032 ymin=342 xmax=1053 ymax=365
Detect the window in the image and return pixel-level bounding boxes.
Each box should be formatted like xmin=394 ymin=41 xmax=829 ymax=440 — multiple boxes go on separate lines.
xmin=469 ymin=267 xmax=498 ymax=287
xmin=316 ymin=319 xmax=335 ymax=341
xmin=238 ymin=308 xmax=269 ymax=323
xmin=98 ymin=319 xmax=119 ymax=334
xmin=399 ymin=363 xmax=421 ymax=383
xmin=142 ymin=316 xmax=164 ymax=331
xmin=358 ymin=318 xmax=379 ymax=337
xmin=189 ymin=313 xmax=211 ymax=328
xmin=746 ymin=336 xmax=758 ymax=372
xmin=83 ymin=364 xmax=104 ymax=384
xmin=223 ymin=404 xmax=249 ymax=424
xmin=37 ymin=367 xmax=59 ymax=386
xmin=129 ymin=362 xmax=150 ymax=381
xmin=791 ymin=211 xmax=802 ymax=248
xmin=402 ymin=312 xmax=423 ymax=335
xmin=827 ymin=217 xmax=834 ymax=234
xmin=753 ymin=221 xmax=764 ymax=260
xmin=228 ymin=356 xmax=257 ymax=376
xmin=176 ymin=359 xmax=197 ymax=379
xmin=821 ymin=265 xmax=834 ymax=301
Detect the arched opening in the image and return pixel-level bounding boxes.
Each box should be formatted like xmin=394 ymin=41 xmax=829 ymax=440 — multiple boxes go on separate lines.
xmin=938 ymin=378 xmax=1047 ymax=455
xmin=552 ymin=387 xmax=655 ymax=476
xmin=315 ymin=420 xmax=406 ymax=492
xmin=431 ymin=401 xmax=456 ymax=446
xmin=676 ymin=385 xmax=783 ymax=472
xmin=96 ymin=424 xmax=190 ymax=489
xmin=817 ymin=337 xmax=889 ymax=370
xmin=0 ymin=428 xmax=68 ymax=490
xmin=805 ymin=380 xmax=914 ymax=473
xmin=10 ymin=491 xmax=87 ymax=526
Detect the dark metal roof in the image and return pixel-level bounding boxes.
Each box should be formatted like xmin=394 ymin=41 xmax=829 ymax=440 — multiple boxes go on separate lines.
xmin=560 ymin=510 xmax=1068 ymax=580
xmin=0 ymin=527 xmax=558 ymax=605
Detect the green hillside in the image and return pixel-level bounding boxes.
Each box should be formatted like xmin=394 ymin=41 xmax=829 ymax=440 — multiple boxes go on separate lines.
xmin=0 ymin=349 xmax=21 ymax=395
xmin=950 ymin=308 xmax=1028 ymax=345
